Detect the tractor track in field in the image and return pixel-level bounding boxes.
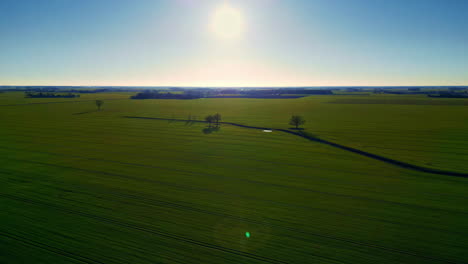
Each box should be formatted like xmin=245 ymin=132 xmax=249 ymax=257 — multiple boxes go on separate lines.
xmin=0 ymin=193 xmax=462 ymax=264
xmin=0 ymin=118 xmax=465 ymax=262
xmin=0 ymin=194 xmax=294 ymax=264
xmin=1 ymin=149 xmax=465 ymax=260
xmin=1 ymin=164 xmax=466 ymax=239
xmin=2 ymin=155 xmax=466 ymax=262
xmin=123 ymin=116 xmax=468 ymax=178
xmin=0 ymin=231 xmax=108 ymax=264
xmin=2 ymin=154 xmax=467 ymax=217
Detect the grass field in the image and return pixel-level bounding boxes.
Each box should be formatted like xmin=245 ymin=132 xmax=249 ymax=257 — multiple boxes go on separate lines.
xmin=1 ymin=92 xmax=467 ymax=263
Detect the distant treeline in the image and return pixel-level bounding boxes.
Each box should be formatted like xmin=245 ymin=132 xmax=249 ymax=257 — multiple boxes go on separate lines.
xmin=131 ymin=88 xmax=333 ymax=99
xmin=207 ymin=95 xmax=306 ymax=99
xmin=3 ymin=87 xmax=139 ymax=93
xmin=3 ymin=86 xmax=468 ymax=96
xmin=61 ymin=89 xmax=112 ymax=93
xmin=131 ymin=91 xmax=201 ymax=99
xmin=277 ymin=89 xmax=333 ymax=95
xmin=25 ymin=88 xmax=111 ymax=93
xmin=428 ymin=93 xmax=468 ymax=98
xmin=25 ymin=92 xmax=80 ymax=98
xmin=379 ymin=91 xmax=437 ymax=95
xmin=214 ymin=89 xmax=332 ymax=95
xmin=238 ymin=89 xmax=332 ymax=95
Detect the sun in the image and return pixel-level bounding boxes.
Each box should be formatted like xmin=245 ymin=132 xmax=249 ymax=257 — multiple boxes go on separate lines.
xmin=211 ymin=4 xmax=245 ymax=39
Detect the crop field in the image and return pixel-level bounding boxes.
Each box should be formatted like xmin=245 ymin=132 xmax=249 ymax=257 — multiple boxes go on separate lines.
xmin=1 ymin=91 xmax=467 ymax=263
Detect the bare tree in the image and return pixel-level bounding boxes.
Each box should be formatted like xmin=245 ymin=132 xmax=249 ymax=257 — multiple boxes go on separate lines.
xmin=213 ymin=113 xmax=221 ymax=127
xmin=205 ymin=115 xmax=215 ymax=127
xmin=289 ymin=115 xmax=305 ymax=129
xmin=95 ymin=100 xmax=104 ymax=111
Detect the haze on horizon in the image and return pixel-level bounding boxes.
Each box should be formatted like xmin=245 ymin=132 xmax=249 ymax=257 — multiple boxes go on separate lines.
xmin=1 ymin=0 xmax=467 ymax=87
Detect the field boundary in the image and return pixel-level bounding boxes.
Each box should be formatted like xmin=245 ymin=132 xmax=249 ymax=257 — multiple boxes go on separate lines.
xmin=123 ymin=116 xmax=468 ymax=178
xmin=0 ymin=98 xmax=126 ymax=107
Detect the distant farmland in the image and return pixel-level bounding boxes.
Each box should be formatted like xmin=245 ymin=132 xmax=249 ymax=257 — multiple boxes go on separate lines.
xmin=1 ymin=91 xmax=467 ymax=263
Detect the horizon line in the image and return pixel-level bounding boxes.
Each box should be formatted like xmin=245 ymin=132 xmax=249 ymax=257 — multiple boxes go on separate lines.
xmin=1 ymin=85 xmax=467 ymax=88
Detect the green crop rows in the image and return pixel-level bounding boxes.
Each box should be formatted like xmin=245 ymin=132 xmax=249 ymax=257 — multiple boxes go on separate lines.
xmin=1 ymin=92 xmax=467 ymax=263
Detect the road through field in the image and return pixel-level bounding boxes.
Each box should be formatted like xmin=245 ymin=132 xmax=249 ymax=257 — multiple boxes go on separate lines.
xmin=2 ymin=95 xmax=467 ymax=263
xmin=123 ymin=116 xmax=468 ymax=178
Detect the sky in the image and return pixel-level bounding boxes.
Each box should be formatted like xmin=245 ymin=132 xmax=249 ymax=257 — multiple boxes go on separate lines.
xmin=0 ymin=0 xmax=467 ymax=87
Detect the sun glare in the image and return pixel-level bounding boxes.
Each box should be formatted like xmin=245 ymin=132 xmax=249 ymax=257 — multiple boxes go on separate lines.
xmin=211 ymin=4 xmax=244 ymax=39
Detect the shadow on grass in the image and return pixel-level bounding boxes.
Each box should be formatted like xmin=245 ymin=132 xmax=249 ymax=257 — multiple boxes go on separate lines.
xmin=286 ymin=129 xmax=320 ymax=139
xmin=185 ymin=120 xmax=195 ymax=126
xmin=72 ymin=110 xmax=98 ymax=115
xmin=300 ymin=131 xmax=320 ymax=138
xmin=202 ymin=126 xmax=220 ymax=134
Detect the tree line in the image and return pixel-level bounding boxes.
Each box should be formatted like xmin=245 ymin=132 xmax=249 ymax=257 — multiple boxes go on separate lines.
xmin=131 ymin=91 xmax=202 ymax=99
xmin=205 ymin=113 xmax=222 ymax=127
xmin=25 ymin=92 xmax=80 ymax=98
xmin=201 ymin=113 xmax=306 ymax=129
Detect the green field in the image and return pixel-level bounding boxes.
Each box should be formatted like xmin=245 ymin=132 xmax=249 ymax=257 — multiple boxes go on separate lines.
xmin=1 ymin=92 xmax=467 ymax=263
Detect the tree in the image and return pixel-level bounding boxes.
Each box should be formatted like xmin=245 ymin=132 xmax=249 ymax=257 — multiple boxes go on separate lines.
xmin=213 ymin=113 xmax=221 ymax=127
xmin=96 ymin=100 xmax=104 ymax=111
xmin=289 ymin=115 xmax=305 ymax=129
xmin=205 ymin=115 xmax=214 ymax=127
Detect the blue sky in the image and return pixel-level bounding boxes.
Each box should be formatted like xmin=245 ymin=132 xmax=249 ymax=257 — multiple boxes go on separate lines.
xmin=1 ymin=0 xmax=467 ymax=86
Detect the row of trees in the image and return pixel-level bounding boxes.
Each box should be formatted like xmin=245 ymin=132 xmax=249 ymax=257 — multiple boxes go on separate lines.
xmin=205 ymin=113 xmax=222 ymax=127
xmin=202 ymin=113 xmax=305 ymax=129
xmin=131 ymin=91 xmax=202 ymax=99
xmin=25 ymin=92 xmax=80 ymax=98
xmin=90 ymin=101 xmax=305 ymax=130
xmin=91 ymin=100 xmax=306 ymax=130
